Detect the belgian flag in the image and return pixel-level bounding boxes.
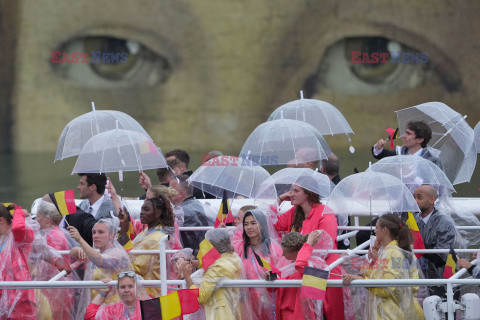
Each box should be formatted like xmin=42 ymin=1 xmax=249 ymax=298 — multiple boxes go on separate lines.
xmin=122 ymin=220 xmax=135 ymax=251
xmin=252 ymin=250 xmax=282 ymax=278
xmin=197 ymin=238 xmax=221 ymax=270
xmin=443 ymin=247 xmax=458 ymax=278
xmin=140 ymin=289 xmax=200 ymax=320
xmin=1 ymin=203 xmax=16 ymax=215
xmin=405 ymin=212 xmax=425 ymax=259
xmin=48 ymin=190 xmax=77 ymax=216
xmin=214 ymin=189 xmax=234 ymax=228
xmin=385 ymin=127 xmax=399 ymax=149
xmin=301 ymin=266 xmax=329 ymax=300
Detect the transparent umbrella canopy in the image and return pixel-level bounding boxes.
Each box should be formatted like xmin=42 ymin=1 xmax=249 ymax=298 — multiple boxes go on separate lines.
xmin=268 ymin=91 xmax=354 ymax=151
xmin=71 ymin=128 xmax=167 ymax=180
xmin=368 ymin=155 xmax=455 ymax=198
xmin=258 ymin=167 xmax=334 ymax=199
xmin=188 ymin=156 xmax=277 ymax=213
xmin=239 ymin=119 xmax=332 ymax=166
xmin=474 ymin=121 xmax=480 ymax=153
xmin=55 ymin=102 xmax=151 ymax=162
xmin=324 ymin=171 xmax=419 ymax=217
xmin=396 ymin=101 xmax=476 ymax=185
xmin=187 ymin=156 xmax=271 ymax=199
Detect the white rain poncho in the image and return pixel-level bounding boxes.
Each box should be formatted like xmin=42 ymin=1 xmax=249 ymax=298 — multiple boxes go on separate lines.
xmin=193 ymin=228 xmax=244 ymax=320
xmin=84 ymin=273 xmax=149 ymax=320
xmin=75 ymin=218 xmax=132 ymax=320
xmin=0 ymin=205 xmax=36 ymax=319
xmin=30 ymin=201 xmax=77 ymax=320
xmin=345 ymin=240 xmax=424 ymax=320
xmin=233 ymin=209 xmax=289 ymax=320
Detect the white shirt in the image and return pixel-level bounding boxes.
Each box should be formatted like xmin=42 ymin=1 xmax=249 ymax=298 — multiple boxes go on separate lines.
xmin=421 ymin=209 xmax=434 ymax=225
xmin=373 ymin=145 xmax=422 ymax=156
xmin=88 ymin=195 xmax=105 ymax=220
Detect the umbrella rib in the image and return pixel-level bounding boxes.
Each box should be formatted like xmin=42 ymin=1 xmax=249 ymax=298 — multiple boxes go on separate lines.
xmin=124 ymin=131 xmax=142 ymax=171
xmin=284 ymin=121 xmax=298 ymax=165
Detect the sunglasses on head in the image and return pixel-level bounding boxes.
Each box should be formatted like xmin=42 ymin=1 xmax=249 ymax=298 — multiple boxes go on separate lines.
xmin=118 ymin=271 xmax=136 ymax=279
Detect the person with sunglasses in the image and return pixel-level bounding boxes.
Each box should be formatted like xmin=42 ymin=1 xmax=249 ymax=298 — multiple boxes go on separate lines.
xmin=85 ymin=271 xmax=148 ymax=320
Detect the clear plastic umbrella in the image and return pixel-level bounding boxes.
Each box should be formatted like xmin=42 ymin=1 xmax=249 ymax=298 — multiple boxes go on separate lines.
xmin=55 ymin=102 xmax=151 ymax=162
xmin=368 ymin=155 xmax=455 ymax=198
xmin=257 ymin=167 xmax=334 ymax=199
xmin=187 ymin=156 xmax=271 ymax=199
xmin=71 ymin=128 xmax=167 ymax=181
xmin=396 ymin=101 xmax=476 ymax=184
xmin=239 ymin=119 xmax=332 ymax=166
xmin=474 ymin=121 xmax=480 ymax=153
xmin=324 ymin=171 xmax=419 ymax=217
xmin=268 ymin=91 xmax=355 ymax=152
xmin=187 ymin=156 xmax=277 ymax=214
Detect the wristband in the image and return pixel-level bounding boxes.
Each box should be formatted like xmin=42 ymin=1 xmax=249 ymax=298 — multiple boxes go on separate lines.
xmin=97 ymin=291 xmax=107 ymax=298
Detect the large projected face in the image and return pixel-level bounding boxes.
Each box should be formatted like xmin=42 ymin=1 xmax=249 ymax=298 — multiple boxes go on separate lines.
xmin=9 ymin=0 xmax=480 ymax=154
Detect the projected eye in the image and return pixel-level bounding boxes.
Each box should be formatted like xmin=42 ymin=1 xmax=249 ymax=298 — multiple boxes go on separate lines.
xmin=309 ymin=37 xmax=431 ymax=95
xmin=51 ymin=36 xmax=171 ymax=87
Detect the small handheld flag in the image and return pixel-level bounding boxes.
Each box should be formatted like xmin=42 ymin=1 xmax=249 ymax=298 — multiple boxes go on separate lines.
xmin=140 ymin=289 xmax=200 ymax=320
xmin=197 ymin=238 xmax=221 ymax=270
xmin=405 ymin=212 xmax=425 ymax=259
xmin=48 ymin=190 xmax=77 ymax=216
xmin=385 ymin=127 xmax=399 ymax=149
xmin=252 ymin=250 xmax=282 ymax=278
xmin=214 ymin=189 xmax=235 ymax=228
xmin=301 ymin=266 xmax=329 ymax=300
xmin=443 ymin=247 xmax=458 ymax=278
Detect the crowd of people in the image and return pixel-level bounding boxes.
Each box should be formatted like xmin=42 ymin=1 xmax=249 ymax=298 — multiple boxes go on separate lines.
xmin=0 ymin=121 xmax=479 ymax=319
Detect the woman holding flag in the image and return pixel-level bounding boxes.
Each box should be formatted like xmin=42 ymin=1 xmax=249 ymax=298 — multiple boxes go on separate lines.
xmin=342 ymin=213 xmax=425 ymax=320
xmin=275 ymin=183 xmax=348 ymax=319
xmin=182 ymin=228 xmax=243 ymax=320
xmin=233 ymin=209 xmax=287 ymax=320
xmin=0 ymin=203 xmax=36 ymax=319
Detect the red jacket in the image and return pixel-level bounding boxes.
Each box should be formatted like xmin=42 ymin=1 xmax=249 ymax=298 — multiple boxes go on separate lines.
xmin=0 ymin=209 xmax=36 ymax=319
xmin=274 ymin=204 xmax=348 ymax=320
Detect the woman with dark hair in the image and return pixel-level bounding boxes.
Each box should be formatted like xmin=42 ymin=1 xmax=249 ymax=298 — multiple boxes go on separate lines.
xmin=343 ymin=213 xmax=425 ymax=319
xmin=123 ymin=195 xmax=175 ymax=298
xmin=0 ymin=203 xmax=36 ymax=319
xmin=233 ymin=209 xmax=287 ymax=320
xmin=275 ymin=183 xmax=346 ymax=319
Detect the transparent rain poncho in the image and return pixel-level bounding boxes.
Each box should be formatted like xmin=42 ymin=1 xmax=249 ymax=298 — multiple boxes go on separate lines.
xmin=29 ymin=200 xmax=77 ymax=320
xmin=194 ymin=228 xmax=244 ymax=320
xmin=233 ymin=209 xmax=289 ymax=320
xmin=85 ymin=273 xmax=150 ymax=320
xmin=239 ymin=119 xmax=332 ymax=166
xmin=75 ymin=218 xmax=132 ymax=320
xmin=343 ymin=240 xmax=425 ymax=320
xmin=277 ymin=230 xmax=354 ymax=320
xmin=0 ymin=206 xmax=36 ymax=319
xmin=368 ymin=155 xmax=455 ymax=198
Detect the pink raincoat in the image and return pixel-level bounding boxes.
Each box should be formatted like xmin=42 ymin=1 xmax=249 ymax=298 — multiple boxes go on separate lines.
xmin=0 ymin=209 xmax=36 ymax=319
xmin=274 ymin=204 xmax=350 ymax=320
xmin=84 ymin=300 xmax=141 ymax=320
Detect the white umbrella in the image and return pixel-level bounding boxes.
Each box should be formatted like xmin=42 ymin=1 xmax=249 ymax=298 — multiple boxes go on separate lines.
xmin=368 ymin=155 xmax=455 ymax=198
xmin=324 ymin=171 xmax=419 ymax=217
xmin=396 ymin=101 xmax=476 ymax=184
xmin=187 ymin=156 xmax=272 ymax=199
xmin=257 ymin=167 xmax=334 ymax=199
xmin=55 ymin=102 xmax=151 ymax=162
xmin=240 ymin=119 xmax=331 ymax=166
xmin=72 ymin=128 xmax=167 ymax=181
xmin=268 ymin=91 xmax=354 ymax=152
